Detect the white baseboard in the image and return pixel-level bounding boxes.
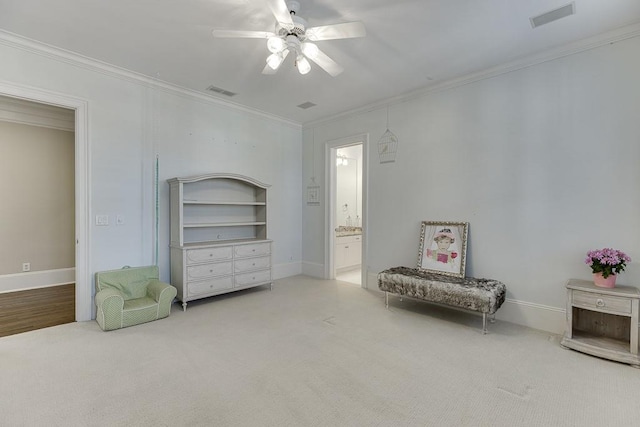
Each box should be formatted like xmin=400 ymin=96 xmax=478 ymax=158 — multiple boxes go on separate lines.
xmin=365 ymin=271 xmax=378 ymax=289
xmin=273 ymin=261 xmax=302 ymax=280
xmin=365 ymin=271 xmax=565 ymax=334
xmin=302 ymin=261 xmax=324 ymax=279
xmin=0 ymin=268 xmax=75 ymax=293
xmin=497 ymin=299 xmax=565 ymax=335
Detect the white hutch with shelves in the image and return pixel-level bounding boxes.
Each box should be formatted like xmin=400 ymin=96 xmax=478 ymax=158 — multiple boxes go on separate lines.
xmin=168 ymin=173 xmax=272 ymax=310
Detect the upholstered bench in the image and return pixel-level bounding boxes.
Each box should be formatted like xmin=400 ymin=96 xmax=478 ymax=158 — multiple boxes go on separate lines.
xmin=378 ymin=266 xmax=506 ymax=333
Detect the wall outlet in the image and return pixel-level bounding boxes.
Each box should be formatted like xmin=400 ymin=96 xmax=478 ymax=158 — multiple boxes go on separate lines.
xmin=22 ymin=262 xmax=30 ymax=272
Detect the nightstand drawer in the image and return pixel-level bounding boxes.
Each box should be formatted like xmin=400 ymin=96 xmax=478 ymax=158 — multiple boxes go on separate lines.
xmin=572 ymin=290 xmax=632 ymax=315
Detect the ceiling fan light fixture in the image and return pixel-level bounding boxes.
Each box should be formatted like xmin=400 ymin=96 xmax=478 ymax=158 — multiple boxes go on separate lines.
xmin=301 ymin=42 xmax=319 ymax=59
xmin=296 ymin=55 xmax=311 ymax=75
xmin=212 ymin=0 xmax=366 ymax=77
xmin=267 ymin=52 xmax=285 ymax=70
xmin=267 ymin=36 xmax=285 ymax=53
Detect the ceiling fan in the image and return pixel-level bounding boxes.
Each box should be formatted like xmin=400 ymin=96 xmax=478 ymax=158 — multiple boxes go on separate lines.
xmin=212 ymin=0 xmax=366 ymax=77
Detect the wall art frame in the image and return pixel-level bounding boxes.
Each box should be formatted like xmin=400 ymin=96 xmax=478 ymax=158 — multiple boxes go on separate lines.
xmin=306 ymin=184 xmax=320 ymax=206
xmin=417 ymin=220 xmax=469 ymax=278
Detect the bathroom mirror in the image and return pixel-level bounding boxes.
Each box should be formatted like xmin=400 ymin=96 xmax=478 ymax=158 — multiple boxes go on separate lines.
xmin=335 ymin=145 xmax=362 ymax=228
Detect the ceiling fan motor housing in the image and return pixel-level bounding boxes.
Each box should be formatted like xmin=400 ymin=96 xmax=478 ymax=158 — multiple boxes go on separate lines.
xmin=286 ymin=34 xmax=301 ymax=51
xmin=276 ymin=15 xmax=307 ymax=39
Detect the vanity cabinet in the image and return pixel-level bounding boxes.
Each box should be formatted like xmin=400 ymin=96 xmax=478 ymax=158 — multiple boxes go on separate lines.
xmin=335 ymin=234 xmax=362 ymax=271
xmin=168 ymin=173 xmax=272 ymax=310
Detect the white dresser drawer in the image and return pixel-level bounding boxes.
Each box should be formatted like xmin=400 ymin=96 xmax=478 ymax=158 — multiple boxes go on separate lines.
xmin=187 ymin=261 xmax=233 ymax=280
xmin=234 ymin=242 xmax=271 ymax=258
xmin=235 ymin=269 xmax=271 ymax=287
xmin=186 ymin=246 xmax=233 ymax=265
xmin=188 ymin=276 xmax=233 ymax=296
xmin=572 ymin=290 xmax=632 ymax=315
xmin=235 ymin=256 xmax=271 ymax=273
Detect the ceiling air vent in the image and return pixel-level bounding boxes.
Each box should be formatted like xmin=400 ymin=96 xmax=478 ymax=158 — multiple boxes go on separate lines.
xmin=297 ymin=102 xmax=317 ymax=109
xmin=530 ymin=2 xmax=575 ymax=29
xmin=206 ymin=85 xmax=237 ymax=97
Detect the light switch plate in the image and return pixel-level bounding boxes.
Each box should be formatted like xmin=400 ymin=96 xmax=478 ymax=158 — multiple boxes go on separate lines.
xmin=96 ymin=215 xmax=109 ymax=226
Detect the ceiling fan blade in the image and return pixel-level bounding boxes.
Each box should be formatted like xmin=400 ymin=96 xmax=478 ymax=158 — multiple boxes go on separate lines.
xmin=212 ymin=30 xmax=274 ymax=39
xmin=262 ymin=63 xmax=278 ymax=75
xmin=265 ymin=0 xmax=294 ymax=27
xmin=307 ymin=48 xmax=344 ymax=77
xmin=306 ymin=21 xmax=366 ymax=41
xmin=262 ymin=49 xmax=290 ymax=75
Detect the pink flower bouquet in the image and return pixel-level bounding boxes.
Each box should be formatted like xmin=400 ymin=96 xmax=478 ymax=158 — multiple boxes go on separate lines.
xmin=585 ymin=248 xmax=631 ymax=278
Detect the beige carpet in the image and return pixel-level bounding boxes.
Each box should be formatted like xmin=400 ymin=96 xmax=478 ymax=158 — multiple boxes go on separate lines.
xmin=1 ymin=275 xmax=639 ymax=426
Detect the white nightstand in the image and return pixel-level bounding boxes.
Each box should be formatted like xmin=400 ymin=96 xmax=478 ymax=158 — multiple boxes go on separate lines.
xmin=561 ymin=279 xmax=640 ymax=366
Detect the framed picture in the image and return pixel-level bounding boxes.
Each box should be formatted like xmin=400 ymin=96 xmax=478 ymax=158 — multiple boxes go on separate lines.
xmin=306 ymin=185 xmax=320 ymax=206
xmin=417 ymin=221 xmax=469 ymax=278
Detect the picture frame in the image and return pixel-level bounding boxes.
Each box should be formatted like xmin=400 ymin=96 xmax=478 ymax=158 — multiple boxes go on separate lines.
xmin=306 ymin=185 xmax=320 ymax=206
xmin=417 ymin=221 xmax=469 ymax=278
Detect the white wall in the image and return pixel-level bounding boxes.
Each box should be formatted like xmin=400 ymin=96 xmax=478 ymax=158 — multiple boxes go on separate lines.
xmin=152 ymin=91 xmax=302 ymax=280
xmin=303 ymin=36 xmax=640 ymax=333
xmin=2 ymin=29 xmax=639 ymax=333
xmin=0 ymin=35 xmax=302 ymax=317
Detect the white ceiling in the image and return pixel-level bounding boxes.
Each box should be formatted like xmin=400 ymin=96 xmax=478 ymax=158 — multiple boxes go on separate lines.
xmin=2 ymin=0 xmax=640 ymax=124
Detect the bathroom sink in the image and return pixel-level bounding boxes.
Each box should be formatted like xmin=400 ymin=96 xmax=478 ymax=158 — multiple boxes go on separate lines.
xmin=335 ymin=226 xmax=362 ymax=237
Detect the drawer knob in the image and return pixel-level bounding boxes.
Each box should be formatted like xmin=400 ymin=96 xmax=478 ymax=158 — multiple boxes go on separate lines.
xmin=252 ymin=263 xmax=256 ymax=266
xmin=210 ymin=269 xmax=213 ymax=273
xmin=596 ymin=298 xmax=605 ymax=307
xmin=252 ymin=249 xmax=256 ymax=252
xmin=209 ymin=254 xmax=213 ymax=257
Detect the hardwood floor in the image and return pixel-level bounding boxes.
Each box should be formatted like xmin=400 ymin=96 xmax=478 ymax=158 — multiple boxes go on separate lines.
xmin=0 ymin=284 xmax=75 ymax=337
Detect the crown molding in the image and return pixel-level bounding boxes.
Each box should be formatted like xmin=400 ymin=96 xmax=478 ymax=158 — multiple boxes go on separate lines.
xmin=0 ymin=30 xmax=301 ymax=129
xmin=303 ymin=22 xmax=640 ymax=129
xmin=3 ymin=20 xmax=639 ymax=132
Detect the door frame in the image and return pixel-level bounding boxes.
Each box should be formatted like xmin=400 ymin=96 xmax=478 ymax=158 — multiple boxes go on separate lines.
xmin=0 ymin=81 xmax=91 ymax=321
xmin=324 ymin=133 xmax=368 ymax=287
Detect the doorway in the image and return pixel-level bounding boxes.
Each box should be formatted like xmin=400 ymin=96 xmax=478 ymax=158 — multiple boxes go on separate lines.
xmin=0 ymin=83 xmax=90 ymax=322
xmin=326 ymin=135 xmax=368 ymax=288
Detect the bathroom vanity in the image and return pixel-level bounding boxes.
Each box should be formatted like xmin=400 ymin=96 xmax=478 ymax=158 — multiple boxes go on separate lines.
xmin=335 ymin=227 xmax=362 ymax=272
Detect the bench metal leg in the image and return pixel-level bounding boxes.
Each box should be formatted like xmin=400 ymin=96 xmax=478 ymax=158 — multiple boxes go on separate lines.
xmin=482 ymin=313 xmax=487 ymax=335
xmin=385 ymin=291 xmax=388 ymax=308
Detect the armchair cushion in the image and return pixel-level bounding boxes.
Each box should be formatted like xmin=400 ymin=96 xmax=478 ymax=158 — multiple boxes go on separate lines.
xmin=95 ymin=265 xmax=177 ymax=331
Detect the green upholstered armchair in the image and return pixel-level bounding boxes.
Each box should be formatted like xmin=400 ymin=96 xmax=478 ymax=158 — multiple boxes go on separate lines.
xmin=94 ymin=265 xmax=177 ymax=331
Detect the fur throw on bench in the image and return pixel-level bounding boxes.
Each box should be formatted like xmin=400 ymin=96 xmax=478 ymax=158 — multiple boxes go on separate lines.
xmin=378 ymin=267 xmax=506 ymax=315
